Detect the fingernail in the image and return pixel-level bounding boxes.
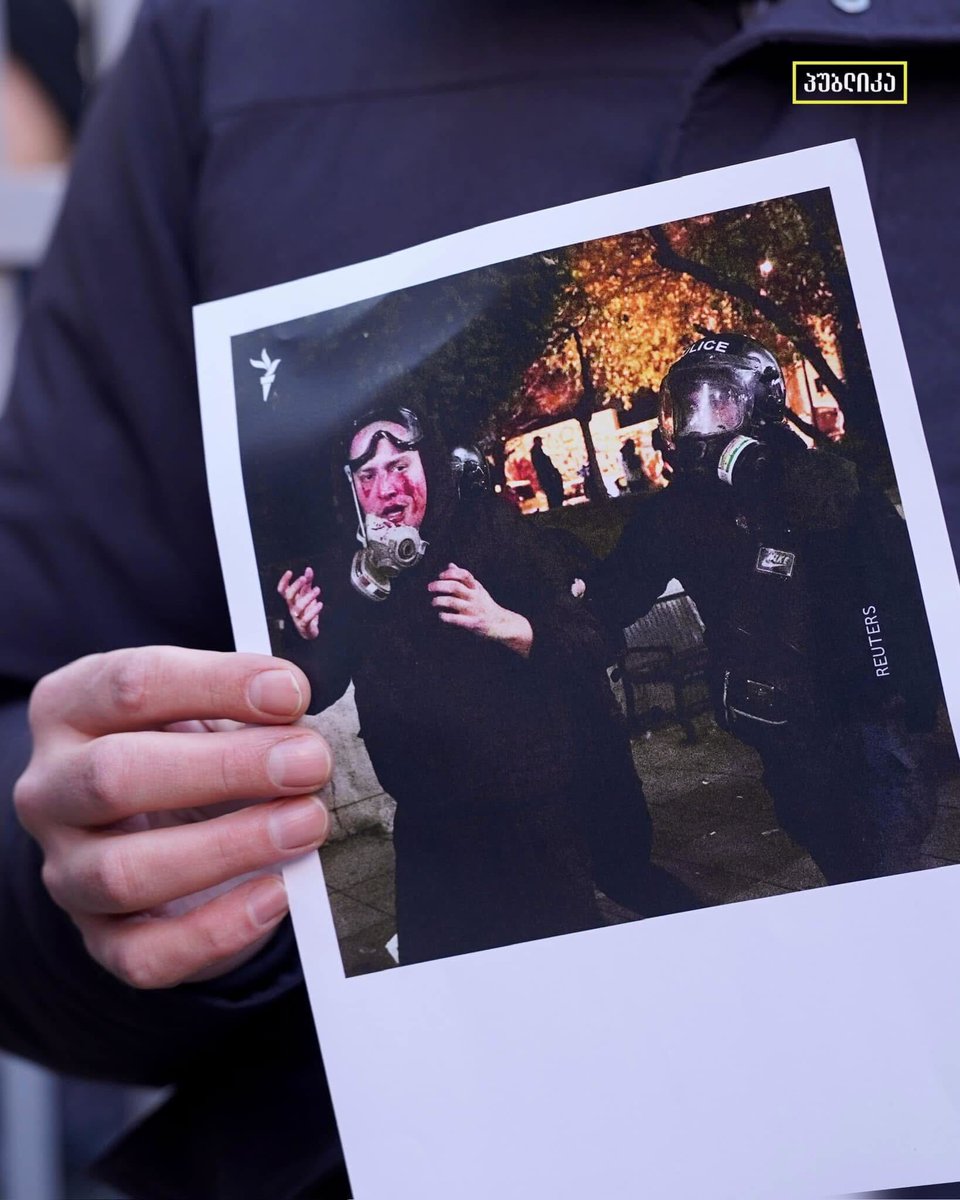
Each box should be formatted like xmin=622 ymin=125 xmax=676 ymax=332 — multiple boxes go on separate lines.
xmin=266 ymin=736 xmax=331 ymax=789
xmin=249 ymin=669 xmax=303 ymax=717
xmin=269 ymin=795 xmax=330 ymax=850
xmin=248 ymin=878 xmax=289 ymax=927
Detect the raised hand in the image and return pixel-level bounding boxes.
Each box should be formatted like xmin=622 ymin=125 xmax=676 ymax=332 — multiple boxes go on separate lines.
xmin=427 ymin=563 xmax=533 ymax=657
xmin=14 ymin=647 xmax=332 ymax=989
xmin=278 ymin=566 xmax=322 ymax=640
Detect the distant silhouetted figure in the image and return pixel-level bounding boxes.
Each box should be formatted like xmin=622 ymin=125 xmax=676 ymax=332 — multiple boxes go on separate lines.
xmin=530 ymin=435 xmax=565 ymax=509
xmin=620 ymin=438 xmax=645 ymax=494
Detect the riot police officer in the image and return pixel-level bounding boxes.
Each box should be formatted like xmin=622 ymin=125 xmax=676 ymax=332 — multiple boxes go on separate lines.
xmin=589 ymin=333 xmax=941 ymax=885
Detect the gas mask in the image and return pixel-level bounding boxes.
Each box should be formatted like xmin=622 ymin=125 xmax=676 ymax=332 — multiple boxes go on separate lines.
xmin=450 ymin=444 xmax=490 ymax=499
xmin=348 ymin=512 xmax=429 ymax=602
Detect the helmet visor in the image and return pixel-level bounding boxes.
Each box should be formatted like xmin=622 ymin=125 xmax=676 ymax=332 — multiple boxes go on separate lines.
xmin=347 ymin=407 xmax=423 ymax=470
xmin=659 ymin=365 xmax=756 ymax=447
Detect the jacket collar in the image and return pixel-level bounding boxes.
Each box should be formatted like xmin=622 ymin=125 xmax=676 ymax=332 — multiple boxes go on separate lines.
xmin=745 ymin=0 xmax=960 ymax=42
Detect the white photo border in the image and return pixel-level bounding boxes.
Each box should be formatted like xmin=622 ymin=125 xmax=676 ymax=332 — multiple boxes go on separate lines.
xmin=195 ymin=141 xmax=960 ymax=1200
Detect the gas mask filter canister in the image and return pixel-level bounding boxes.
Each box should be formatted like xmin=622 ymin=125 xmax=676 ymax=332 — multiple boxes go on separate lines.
xmin=344 ymin=458 xmax=428 ymax=601
xmin=349 ymin=512 xmax=428 ymax=602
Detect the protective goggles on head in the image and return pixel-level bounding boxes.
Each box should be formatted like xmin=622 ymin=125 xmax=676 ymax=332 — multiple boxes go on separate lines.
xmin=346 ymin=407 xmax=423 ymax=471
xmin=659 ymin=363 xmax=757 ymax=449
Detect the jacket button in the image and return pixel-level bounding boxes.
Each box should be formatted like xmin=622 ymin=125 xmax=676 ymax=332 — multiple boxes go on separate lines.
xmin=830 ymin=0 xmax=871 ymax=12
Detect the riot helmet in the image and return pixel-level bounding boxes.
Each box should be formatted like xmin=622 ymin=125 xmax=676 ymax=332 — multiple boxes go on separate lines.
xmin=659 ymin=333 xmax=786 ymax=451
xmin=449 ymin=444 xmax=490 ymax=499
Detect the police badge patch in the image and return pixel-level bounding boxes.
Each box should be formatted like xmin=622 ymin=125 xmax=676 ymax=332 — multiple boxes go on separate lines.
xmin=756 ymin=546 xmax=796 ymax=577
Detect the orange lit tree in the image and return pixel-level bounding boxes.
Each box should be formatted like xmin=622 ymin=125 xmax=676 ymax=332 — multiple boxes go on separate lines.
xmin=493 ymin=190 xmax=882 ymax=493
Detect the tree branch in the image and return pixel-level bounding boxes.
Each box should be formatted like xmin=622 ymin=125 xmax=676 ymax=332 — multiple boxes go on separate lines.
xmin=649 ymin=225 xmax=848 ymax=404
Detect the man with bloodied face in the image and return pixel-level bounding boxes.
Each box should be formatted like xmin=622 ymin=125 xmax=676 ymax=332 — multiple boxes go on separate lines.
xmin=278 ymin=406 xmax=671 ymax=966
xmin=349 ymin=419 xmax=429 ymax=531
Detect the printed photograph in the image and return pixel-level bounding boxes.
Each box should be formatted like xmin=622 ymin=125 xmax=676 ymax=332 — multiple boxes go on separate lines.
xmin=230 ymin=187 xmax=960 ymax=977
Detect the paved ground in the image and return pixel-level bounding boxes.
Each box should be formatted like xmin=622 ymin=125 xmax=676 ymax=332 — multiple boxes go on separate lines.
xmin=321 ymin=713 xmax=960 ymax=977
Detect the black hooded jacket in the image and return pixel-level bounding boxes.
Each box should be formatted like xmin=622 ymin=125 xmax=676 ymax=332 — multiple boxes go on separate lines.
xmin=283 ymin=440 xmax=609 ymax=809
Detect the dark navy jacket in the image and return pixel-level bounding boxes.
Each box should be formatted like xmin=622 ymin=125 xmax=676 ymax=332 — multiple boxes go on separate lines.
xmin=2 ymin=2 xmax=959 ymax=1197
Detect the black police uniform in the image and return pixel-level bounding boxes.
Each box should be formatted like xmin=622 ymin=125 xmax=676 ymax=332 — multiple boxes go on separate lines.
xmin=590 ymin=416 xmax=941 ymax=886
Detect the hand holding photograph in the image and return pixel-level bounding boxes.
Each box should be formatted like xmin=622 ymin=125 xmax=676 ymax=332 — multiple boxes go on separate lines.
xmin=194 ymin=141 xmax=960 ymax=1200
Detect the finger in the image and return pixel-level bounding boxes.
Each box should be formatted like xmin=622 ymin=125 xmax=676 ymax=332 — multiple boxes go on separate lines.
xmin=291 ymin=578 xmax=321 ymax=611
xmin=277 ymin=570 xmax=293 ymax=595
xmin=284 ymin=574 xmax=308 ymax=605
xmin=49 ymin=795 xmax=329 ymax=915
xmin=289 ymin=568 xmax=315 ymax=599
xmin=308 ymin=615 xmax=320 ymax=639
xmin=431 ymin=596 xmax=470 ymax=613
xmin=293 ymin=586 xmax=320 ymax=618
xmin=80 ymin=875 xmax=293 ymax=990
xmin=38 ymin=726 xmax=332 ymax=827
xmin=299 ymin=599 xmax=323 ymax=626
xmin=439 ymin=565 xmax=475 ymax=585
xmin=286 ymin=564 xmax=312 ymax=592
xmin=427 ymin=580 xmax=471 ymax=598
xmin=31 ymin=648 xmax=313 ymax=736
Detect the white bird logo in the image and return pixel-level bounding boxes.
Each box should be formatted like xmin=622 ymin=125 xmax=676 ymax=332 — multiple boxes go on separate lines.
xmin=251 ymin=348 xmax=281 ymax=402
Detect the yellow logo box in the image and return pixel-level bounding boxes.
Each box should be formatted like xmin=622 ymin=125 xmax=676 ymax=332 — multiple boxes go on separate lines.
xmin=792 ymin=61 xmax=908 ymax=105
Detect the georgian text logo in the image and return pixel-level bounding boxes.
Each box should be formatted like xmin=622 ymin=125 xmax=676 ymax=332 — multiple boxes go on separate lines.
xmin=792 ymin=62 xmax=907 ymax=105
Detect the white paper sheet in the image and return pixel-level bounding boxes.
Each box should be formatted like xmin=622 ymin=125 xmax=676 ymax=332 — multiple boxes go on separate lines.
xmin=194 ymin=141 xmax=960 ymax=1200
